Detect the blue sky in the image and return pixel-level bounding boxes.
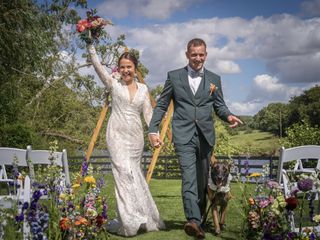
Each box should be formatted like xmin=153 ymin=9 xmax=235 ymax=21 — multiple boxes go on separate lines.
xmin=80 ymin=0 xmax=320 ymax=115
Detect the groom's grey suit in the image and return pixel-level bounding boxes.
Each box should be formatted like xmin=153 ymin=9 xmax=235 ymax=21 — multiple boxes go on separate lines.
xmin=149 ymin=66 xmax=232 ymax=225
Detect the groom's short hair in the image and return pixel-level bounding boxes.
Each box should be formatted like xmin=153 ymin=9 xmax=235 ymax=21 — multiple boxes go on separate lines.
xmin=187 ymin=38 xmax=207 ymax=51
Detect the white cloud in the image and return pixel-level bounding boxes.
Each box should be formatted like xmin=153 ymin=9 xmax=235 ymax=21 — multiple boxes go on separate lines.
xmin=214 ymin=60 xmax=241 ymax=74
xmin=82 ymin=11 xmax=320 ymax=115
xmin=229 ymin=100 xmax=264 ymax=116
xmin=247 ymin=74 xmax=301 ymax=102
xmin=104 ymin=14 xmax=320 ymax=86
xmin=97 ymin=0 xmax=200 ymax=20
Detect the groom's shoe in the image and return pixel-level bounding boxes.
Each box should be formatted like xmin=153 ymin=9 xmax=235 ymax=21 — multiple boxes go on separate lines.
xmin=184 ymin=220 xmax=205 ymax=239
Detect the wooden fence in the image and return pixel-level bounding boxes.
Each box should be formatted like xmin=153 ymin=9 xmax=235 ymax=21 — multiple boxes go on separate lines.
xmin=68 ymin=154 xmax=279 ymax=180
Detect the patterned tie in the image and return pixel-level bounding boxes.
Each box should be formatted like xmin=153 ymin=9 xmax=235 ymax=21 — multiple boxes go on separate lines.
xmin=190 ymin=70 xmax=204 ymax=78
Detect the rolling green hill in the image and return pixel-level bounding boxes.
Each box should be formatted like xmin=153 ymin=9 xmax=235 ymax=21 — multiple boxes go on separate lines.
xmin=229 ymin=130 xmax=281 ymax=156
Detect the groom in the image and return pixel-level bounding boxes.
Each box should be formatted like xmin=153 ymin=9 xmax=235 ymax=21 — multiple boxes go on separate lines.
xmin=148 ymin=38 xmax=242 ymax=239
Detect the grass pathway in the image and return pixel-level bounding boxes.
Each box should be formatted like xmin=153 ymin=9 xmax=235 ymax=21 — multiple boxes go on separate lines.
xmin=104 ymin=177 xmax=251 ymax=240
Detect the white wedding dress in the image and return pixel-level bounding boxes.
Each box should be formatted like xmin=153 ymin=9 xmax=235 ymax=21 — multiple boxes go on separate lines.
xmin=88 ymin=45 xmax=165 ymax=236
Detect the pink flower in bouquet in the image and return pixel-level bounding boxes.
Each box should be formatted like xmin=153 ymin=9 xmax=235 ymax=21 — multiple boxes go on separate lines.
xmin=76 ymin=9 xmax=113 ymax=43
xmin=112 ymin=66 xmax=118 ymax=73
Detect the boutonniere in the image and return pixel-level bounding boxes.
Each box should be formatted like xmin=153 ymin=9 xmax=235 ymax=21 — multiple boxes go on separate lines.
xmin=209 ymin=83 xmax=217 ymax=95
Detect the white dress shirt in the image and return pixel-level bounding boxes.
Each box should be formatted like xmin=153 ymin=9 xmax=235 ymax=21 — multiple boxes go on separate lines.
xmin=188 ymin=65 xmax=204 ymax=95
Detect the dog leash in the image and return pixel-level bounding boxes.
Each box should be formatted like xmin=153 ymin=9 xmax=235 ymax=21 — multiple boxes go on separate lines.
xmin=201 ymin=202 xmax=213 ymax=226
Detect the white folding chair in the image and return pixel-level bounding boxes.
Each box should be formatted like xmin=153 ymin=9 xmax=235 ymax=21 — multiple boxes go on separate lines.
xmin=276 ymin=145 xmax=320 ymax=232
xmin=277 ymin=145 xmax=320 ymax=184
xmin=0 ymin=147 xmax=31 ymax=239
xmin=27 ymin=145 xmax=70 ymax=188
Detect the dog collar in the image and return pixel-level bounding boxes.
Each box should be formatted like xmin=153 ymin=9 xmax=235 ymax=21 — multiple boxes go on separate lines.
xmin=208 ymin=174 xmax=232 ymax=193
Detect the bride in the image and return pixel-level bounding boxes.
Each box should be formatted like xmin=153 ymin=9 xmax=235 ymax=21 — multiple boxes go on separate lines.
xmin=87 ymin=43 xmax=165 ymax=236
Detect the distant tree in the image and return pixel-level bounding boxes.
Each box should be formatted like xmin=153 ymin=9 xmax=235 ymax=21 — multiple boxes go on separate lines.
xmin=253 ymin=103 xmax=289 ymax=137
xmin=214 ymin=121 xmax=240 ymax=157
xmin=0 ymin=1 xmax=148 ymax=151
xmin=286 ymin=85 xmax=320 ymax=128
xmin=281 ymin=121 xmax=320 ymax=148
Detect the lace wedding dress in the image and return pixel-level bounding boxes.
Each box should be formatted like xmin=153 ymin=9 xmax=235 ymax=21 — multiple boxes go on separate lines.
xmin=88 ymin=45 xmax=165 ymax=236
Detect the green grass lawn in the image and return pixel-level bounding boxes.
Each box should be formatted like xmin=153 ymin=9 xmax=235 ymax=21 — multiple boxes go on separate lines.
xmin=103 ymin=176 xmax=254 ymax=240
xmin=229 ymin=130 xmax=280 ymax=155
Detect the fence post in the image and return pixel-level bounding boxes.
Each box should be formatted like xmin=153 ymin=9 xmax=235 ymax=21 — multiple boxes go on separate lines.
xmin=143 ymin=155 xmax=147 ymax=176
xmin=269 ymin=156 xmax=273 ymax=179
xmin=165 ymin=156 xmax=168 ymax=179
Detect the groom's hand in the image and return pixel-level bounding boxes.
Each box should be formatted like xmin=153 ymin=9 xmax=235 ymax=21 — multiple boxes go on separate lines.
xmin=148 ymin=134 xmax=163 ymax=148
xmin=227 ymin=115 xmax=243 ymax=128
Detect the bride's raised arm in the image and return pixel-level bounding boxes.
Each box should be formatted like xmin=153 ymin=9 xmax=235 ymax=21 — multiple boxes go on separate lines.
xmin=87 ymin=44 xmax=114 ymax=90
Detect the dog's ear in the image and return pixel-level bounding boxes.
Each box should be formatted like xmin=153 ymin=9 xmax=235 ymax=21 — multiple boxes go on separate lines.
xmin=210 ymin=154 xmax=217 ymax=166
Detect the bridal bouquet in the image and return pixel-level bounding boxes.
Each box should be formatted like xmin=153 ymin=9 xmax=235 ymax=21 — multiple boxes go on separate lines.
xmin=76 ymin=9 xmax=112 ymax=43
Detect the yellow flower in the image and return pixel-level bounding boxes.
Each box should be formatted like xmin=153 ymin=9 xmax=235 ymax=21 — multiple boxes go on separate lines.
xmin=249 ymin=173 xmax=262 ymax=178
xmin=313 ymin=214 xmax=320 ymax=223
xmin=72 ymin=183 xmax=81 ymax=189
xmin=17 ymin=174 xmax=25 ymax=181
xmin=59 ymin=193 xmax=66 ymax=200
xmin=84 ymin=176 xmax=96 ymax=184
xmin=85 ymin=208 xmax=98 ymax=218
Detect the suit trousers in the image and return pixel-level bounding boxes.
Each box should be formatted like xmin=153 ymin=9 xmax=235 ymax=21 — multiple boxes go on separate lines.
xmin=174 ymin=127 xmax=212 ymax=225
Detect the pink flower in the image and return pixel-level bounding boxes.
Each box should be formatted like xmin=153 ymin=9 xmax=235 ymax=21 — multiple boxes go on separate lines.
xmin=268 ymin=195 xmax=274 ymax=203
xmin=259 ymin=199 xmax=270 ymax=208
xmin=112 ymin=67 xmax=118 ymax=73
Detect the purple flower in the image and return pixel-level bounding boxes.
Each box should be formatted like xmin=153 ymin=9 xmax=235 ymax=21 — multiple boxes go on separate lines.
xmin=22 ymin=202 xmax=29 ymax=210
xmin=297 ymin=178 xmax=313 ymax=192
xmin=81 ymin=157 xmax=88 ymax=176
xmin=290 ymin=186 xmax=299 ymax=197
xmin=244 ymin=160 xmax=250 ymax=176
xmin=32 ymin=190 xmax=42 ymax=201
xmin=102 ymin=199 xmax=108 ymax=219
xmin=15 ymin=213 xmax=24 ymax=222
xmin=287 ymin=232 xmax=298 ymax=240
xmin=266 ymin=180 xmax=280 ymax=189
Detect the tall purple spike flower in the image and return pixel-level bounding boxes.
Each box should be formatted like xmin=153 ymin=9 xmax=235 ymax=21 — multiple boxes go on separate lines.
xmin=81 ymin=157 xmax=88 ymax=177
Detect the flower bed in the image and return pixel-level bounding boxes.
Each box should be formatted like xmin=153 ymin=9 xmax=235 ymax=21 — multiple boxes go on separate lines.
xmin=237 ymin=164 xmax=320 ymax=240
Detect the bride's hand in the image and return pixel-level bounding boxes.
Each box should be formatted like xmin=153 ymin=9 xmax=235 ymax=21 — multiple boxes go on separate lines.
xmin=148 ymin=134 xmax=163 ymax=148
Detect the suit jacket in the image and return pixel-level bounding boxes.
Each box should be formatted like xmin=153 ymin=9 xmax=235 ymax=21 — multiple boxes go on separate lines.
xmin=149 ymin=66 xmax=232 ymax=146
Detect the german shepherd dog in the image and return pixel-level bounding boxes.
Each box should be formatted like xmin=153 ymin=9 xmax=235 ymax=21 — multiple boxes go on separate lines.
xmin=203 ymin=155 xmax=232 ymax=235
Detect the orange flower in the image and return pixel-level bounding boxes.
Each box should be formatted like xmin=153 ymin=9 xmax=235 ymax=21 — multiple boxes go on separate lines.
xmin=76 ymin=19 xmax=91 ymax=33
xmin=209 ymin=83 xmax=216 ymax=95
xmin=75 ymin=217 xmax=88 ymax=226
xmin=60 ymin=217 xmax=71 ymax=231
xmin=248 ymin=197 xmax=255 ymax=205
